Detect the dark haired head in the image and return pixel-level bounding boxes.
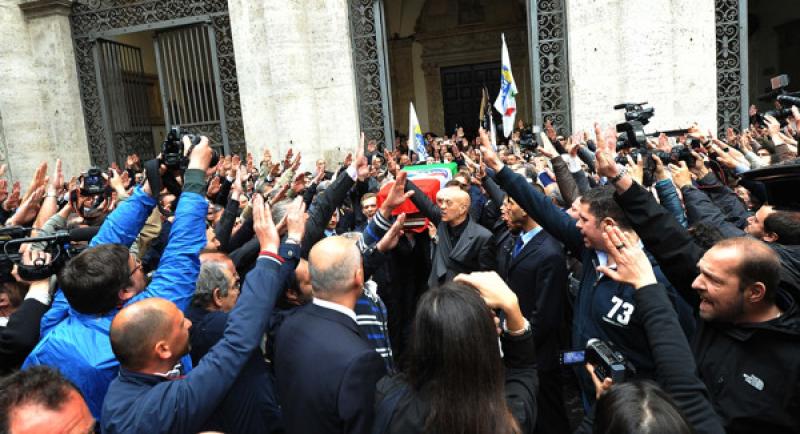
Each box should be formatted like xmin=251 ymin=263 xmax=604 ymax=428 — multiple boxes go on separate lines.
xmin=764 ymin=210 xmax=800 ymax=245
xmin=405 ymin=282 xmax=519 ymax=434
xmin=0 ymin=366 xmax=85 ymax=433
xmin=580 ymin=186 xmax=632 ymax=230
xmin=58 ymin=244 xmax=132 ymax=314
xmin=713 ymin=237 xmax=781 ymax=303
xmin=593 ymin=381 xmax=693 ymax=434
xmin=688 ymin=222 xmax=725 ymax=250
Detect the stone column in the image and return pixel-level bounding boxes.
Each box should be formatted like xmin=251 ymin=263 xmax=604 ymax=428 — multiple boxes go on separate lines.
xmin=565 ymin=0 xmax=717 ymax=133
xmin=15 ymin=0 xmax=91 ymax=181
xmin=228 ymin=0 xmax=359 ymax=170
xmin=388 ymin=37 xmax=414 ymax=134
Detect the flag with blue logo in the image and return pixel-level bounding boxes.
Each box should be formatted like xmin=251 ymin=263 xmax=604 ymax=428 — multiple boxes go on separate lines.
xmin=493 ymin=33 xmax=518 ymax=138
xmin=409 ymin=102 xmax=427 ymax=159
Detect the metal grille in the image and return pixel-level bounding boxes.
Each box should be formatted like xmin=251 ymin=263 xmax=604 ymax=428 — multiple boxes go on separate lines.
xmin=70 ymin=0 xmax=244 ymax=167
xmin=348 ymin=0 xmax=394 ymax=148
xmin=715 ymin=0 xmax=748 ymax=135
xmin=154 ymin=24 xmax=228 ymax=153
xmin=95 ymin=39 xmax=153 ymax=163
xmin=530 ymin=0 xmax=571 ymax=134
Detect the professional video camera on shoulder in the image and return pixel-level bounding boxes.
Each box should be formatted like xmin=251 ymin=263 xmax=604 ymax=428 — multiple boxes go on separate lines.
xmin=0 ymin=226 xmax=96 ymax=283
xmin=754 ymin=74 xmax=800 ymax=126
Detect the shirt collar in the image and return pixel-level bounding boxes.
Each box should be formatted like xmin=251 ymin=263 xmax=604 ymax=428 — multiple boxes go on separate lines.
xmin=313 ymin=298 xmax=357 ymax=323
xmin=519 ymin=226 xmax=543 ymax=247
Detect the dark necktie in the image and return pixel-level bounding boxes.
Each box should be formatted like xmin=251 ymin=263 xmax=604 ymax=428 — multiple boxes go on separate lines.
xmin=512 ymin=236 xmax=524 ymax=258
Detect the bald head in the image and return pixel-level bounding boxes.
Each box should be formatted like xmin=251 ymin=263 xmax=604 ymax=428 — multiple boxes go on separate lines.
xmin=110 ymin=298 xmax=177 ymax=370
xmin=309 ymin=236 xmax=362 ymax=299
xmin=436 ymin=186 xmax=471 ymax=225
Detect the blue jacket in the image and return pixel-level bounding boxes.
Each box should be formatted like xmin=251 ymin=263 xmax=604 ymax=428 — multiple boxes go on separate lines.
xmin=23 ymin=186 xmax=207 ymax=418
xmin=102 ymin=253 xmax=292 ymax=434
xmin=493 ymin=167 xmax=696 ymax=401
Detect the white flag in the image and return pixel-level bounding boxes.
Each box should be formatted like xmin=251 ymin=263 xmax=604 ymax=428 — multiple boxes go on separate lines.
xmin=494 ymin=33 xmax=518 ymax=138
xmin=409 ymin=102 xmax=427 ymax=159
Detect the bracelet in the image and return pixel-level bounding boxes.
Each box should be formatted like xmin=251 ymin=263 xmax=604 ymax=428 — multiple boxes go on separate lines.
xmin=503 ymin=318 xmax=531 ymax=336
xmin=609 ymin=167 xmax=628 ymax=185
xmin=285 ymin=236 xmax=301 ymax=245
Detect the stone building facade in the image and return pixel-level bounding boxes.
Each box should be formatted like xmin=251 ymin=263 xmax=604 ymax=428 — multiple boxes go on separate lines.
xmin=0 ymin=0 xmax=775 ymax=182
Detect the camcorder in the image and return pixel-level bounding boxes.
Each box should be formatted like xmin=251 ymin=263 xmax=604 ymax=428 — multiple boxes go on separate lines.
xmin=614 ymin=102 xmax=691 ymax=186
xmin=560 ymin=338 xmax=635 ymax=383
xmin=161 ymin=126 xmax=219 ymax=171
xmin=0 ymin=226 xmax=95 ymax=283
xmin=754 ymin=74 xmax=800 ymax=127
xmin=144 ymin=126 xmax=220 ymax=200
xmin=69 ymin=168 xmax=112 ymax=220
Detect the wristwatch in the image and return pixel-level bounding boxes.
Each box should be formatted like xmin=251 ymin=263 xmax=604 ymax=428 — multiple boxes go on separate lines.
xmin=609 ymin=167 xmax=628 ymax=185
xmin=285 ymin=236 xmax=301 ymax=245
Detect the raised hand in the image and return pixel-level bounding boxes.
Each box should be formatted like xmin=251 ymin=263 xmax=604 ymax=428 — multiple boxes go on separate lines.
xmin=252 ymin=193 xmax=279 ymax=253
xmin=668 ymin=161 xmax=693 ymax=189
xmin=285 ymin=196 xmax=307 ymax=242
xmin=545 ymin=119 xmax=557 ymax=141
xmin=48 ymin=159 xmax=63 ymax=197
xmin=594 ymin=122 xmax=619 ymax=179
xmin=381 ymin=171 xmax=414 ymax=217
xmin=3 ymin=182 xmax=21 ymax=211
xmin=595 ymin=224 xmax=658 ymax=289
xmin=377 ymin=213 xmax=406 ymax=252
xmin=478 ymin=127 xmax=503 ymax=172
xmin=453 ymin=271 xmax=526 ymax=332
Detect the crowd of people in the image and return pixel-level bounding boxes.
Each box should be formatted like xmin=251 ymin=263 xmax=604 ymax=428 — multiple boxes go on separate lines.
xmin=0 ymin=103 xmax=799 ymax=434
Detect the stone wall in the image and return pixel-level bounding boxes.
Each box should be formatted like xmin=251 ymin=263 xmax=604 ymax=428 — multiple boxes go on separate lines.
xmin=228 ymin=0 xmax=360 ymax=171
xmin=0 ymin=0 xmax=90 ymax=184
xmin=566 ymin=0 xmax=718 ymax=134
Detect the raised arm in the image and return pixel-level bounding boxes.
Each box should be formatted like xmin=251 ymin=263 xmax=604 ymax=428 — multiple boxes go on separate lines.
xmin=136 ymin=138 xmax=214 ymax=311
xmin=481 ymin=131 xmax=584 ymax=255
xmin=404 ymin=177 xmax=442 ymax=226
xmin=166 ymin=196 xmax=298 ymax=433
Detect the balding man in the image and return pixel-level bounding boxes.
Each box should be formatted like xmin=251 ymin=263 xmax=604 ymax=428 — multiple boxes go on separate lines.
xmin=274 ymin=236 xmax=385 ymax=434
xmin=100 ymin=195 xmax=296 ymax=434
xmin=400 ymin=175 xmax=495 ymax=288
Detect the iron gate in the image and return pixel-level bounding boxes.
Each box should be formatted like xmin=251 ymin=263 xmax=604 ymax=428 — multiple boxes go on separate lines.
xmin=95 ymin=39 xmax=153 ymax=163
xmin=154 ymin=24 xmax=229 ymax=154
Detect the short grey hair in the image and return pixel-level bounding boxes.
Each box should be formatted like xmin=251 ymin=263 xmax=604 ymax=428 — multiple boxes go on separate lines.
xmin=309 ymin=242 xmax=360 ymax=296
xmin=271 ymin=199 xmax=292 ymax=225
xmin=192 ymin=261 xmax=231 ymax=308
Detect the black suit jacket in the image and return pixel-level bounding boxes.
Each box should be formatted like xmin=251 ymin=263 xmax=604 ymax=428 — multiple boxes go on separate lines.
xmin=499 ymin=229 xmax=568 ymax=372
xmin=0 ymin=298 xmax=49 ymax=375
xmin=275 ymin=302 xmax=385 ymax=434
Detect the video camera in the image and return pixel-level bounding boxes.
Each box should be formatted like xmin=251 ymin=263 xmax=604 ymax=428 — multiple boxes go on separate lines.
xmin=755 ymin=74 xmax=800 ymax=126
xmin=0 ymin=226 xmax=95 ymax=283
xmin=161 ymin=126 xmax=219 ymax=171
xmin=560 ymin=338 xmax=635 ymax=383
xmin=614 ymin=103 xmax=694 ymax=186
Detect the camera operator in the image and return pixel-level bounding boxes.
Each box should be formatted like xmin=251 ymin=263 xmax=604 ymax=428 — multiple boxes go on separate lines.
xmin=0 ymin=250 xmax=54 ymax=375
xmin=575 ymin=224 xmax=724 ymax=434
xmin=24 ymin=136 xmax=216 ymax=419
xmin=604 ymin=148 xmax=800 ymax=433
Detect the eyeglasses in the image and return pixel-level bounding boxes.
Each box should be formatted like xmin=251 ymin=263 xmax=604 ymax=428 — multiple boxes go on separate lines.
xmin=129 ymin=255 xmax=142 ymax=276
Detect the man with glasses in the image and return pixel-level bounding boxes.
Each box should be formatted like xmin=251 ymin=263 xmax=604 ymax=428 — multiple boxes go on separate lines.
xmin=24 ymin=138 xmax=216 ymax=419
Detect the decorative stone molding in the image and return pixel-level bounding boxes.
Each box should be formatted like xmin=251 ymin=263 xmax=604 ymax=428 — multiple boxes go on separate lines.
xmin=19 ymin=0 xmax=73 ymax=19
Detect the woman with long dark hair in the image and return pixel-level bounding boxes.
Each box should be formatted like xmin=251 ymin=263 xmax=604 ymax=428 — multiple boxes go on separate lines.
xmin=374 ymin=272 xmax=537 ymax=434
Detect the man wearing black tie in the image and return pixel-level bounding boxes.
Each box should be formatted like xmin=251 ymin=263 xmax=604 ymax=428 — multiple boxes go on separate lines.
xmin=499 ymin=194 xmax=571 ymax=434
